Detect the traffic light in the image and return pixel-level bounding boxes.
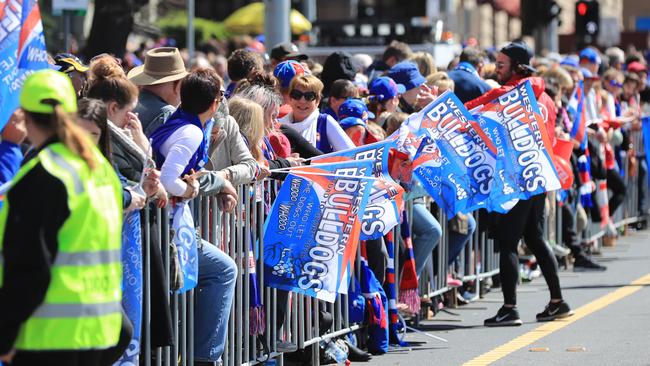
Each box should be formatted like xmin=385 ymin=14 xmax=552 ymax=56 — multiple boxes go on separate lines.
xmin=575 ymin=0 xmax=599 ymax=46
xmin=521 ymin=0 xmax=562 ymax=36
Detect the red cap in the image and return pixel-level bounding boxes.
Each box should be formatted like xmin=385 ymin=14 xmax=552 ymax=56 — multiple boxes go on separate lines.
xmin=627 ymin=61 xmax=647 ymax=73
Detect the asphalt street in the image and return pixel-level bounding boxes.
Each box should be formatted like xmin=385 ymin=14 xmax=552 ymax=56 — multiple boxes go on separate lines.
xmin=368 ymin=228 xmax=650 ymax=366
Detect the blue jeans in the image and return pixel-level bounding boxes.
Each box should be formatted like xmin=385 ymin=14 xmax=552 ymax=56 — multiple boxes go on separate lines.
xmin=447 ymin=214 xmax=477 ymax=266
xmin=194 ymin=240 xmax=238 ymax=362
xmin=412 ymin=203 xmax=442 ymax=277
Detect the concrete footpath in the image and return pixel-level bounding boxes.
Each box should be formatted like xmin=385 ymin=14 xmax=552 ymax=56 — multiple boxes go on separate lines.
xmin=368 ymin=229 xmax=650 ymax=366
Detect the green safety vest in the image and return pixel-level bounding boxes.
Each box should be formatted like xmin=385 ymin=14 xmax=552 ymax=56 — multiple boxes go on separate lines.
xmin=0 ymin=142 xmax=123 ymax=350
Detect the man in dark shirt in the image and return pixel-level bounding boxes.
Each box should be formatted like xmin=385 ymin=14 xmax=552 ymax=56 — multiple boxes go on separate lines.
xmin=447 ymin=47 xmax=491 ymax=103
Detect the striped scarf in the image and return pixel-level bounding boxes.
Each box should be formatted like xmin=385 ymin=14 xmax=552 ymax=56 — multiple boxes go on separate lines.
xmin=398 ymin=211 xmax=420 ymax=315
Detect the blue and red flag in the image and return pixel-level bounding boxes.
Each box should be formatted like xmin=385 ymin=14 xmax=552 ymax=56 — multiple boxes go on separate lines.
xmin=311 ymin=139 xmax=405 ymax=240
xmin=568 ymin=81 xmax=588 ymax=151
xmin=263 ymin=160 xmax=374 ymax=302
xmin=472 ymin=81 xmax=562 ymax=204
xmin=0 ymin=0 xmax=49 ymax=130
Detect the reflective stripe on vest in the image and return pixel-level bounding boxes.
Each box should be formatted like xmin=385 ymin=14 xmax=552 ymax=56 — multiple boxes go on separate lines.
xmin=0 ymin=143 xmax=123 ymax=351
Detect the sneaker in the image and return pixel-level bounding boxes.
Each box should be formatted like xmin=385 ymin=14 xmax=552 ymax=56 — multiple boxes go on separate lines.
xmin=573 ymin=256 xmax=607 ymax=272
xmin=484 ymin=306 xmax=523 ymax=327
xmin=550 ymin=241 xmax=571 ymax=257
xmin=536 ymin=301 xmax=574 ymax=321
xmin=447 ymin=274 xmax=462 ymax=287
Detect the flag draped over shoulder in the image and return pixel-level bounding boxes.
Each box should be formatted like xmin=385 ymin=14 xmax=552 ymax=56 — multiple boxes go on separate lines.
xmin=311 ymin=139 xmax=405 ymax=240
xmin=263 ymin=160 xmax=374 ymax=302
xmin=0 ymin=0 xmax=49 ymax=130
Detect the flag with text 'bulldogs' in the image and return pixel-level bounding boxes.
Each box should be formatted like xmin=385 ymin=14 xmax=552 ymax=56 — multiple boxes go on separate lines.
xmin=0 ymin=0 xmax=49 ymax=130
xmin=472 ymin=81 xmax=561 ymax=204
xmin=263 ymin=160 xmax=374 ymax=302
xmin=311 ymin=139 xmax=404 ymax=240
xmin=408 ymin=91 xmax=499 ymax=213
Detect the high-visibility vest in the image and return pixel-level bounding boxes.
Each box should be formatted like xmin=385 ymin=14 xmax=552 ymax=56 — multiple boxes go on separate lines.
xmin=0 ymin=142 xmax=123 ymax=350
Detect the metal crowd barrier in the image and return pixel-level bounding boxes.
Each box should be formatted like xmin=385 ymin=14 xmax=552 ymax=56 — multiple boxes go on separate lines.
xmin=136 ymin=165 xmax=647 ymax=365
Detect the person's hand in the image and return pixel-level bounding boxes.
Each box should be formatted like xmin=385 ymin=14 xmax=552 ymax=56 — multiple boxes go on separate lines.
xmin=182 ymin=170 xmax=200 ymax=199
xmin=416 ymin=84 xmax=437 ymax=110
xmin=287 ymin=156 xmax=305 ymax=167
xmin=155 ymin=185 xmax=168 ymax=208
xmin=217 ymin=192 xmax=237 ymax=213
xmin=2 ymin=109 xmax=27 ymax=145
xmin=124 ymin=112 xmax=149 ymax=152
xmin=126 ymin=189 xmax=146 ymax=212
xmin=143 ymin=169 xmax=161 ymax=197
xmin=220 ymin=178 xmax=238 ymax=200
xmin=257 ymin=164 xmax=271 ymax=180
xmin=0 ymin=349 xmax=16 ymax=363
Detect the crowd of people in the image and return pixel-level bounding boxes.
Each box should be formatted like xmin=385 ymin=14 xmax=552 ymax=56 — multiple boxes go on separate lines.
xmin=0 ymin=35 xmax=648 ymax=366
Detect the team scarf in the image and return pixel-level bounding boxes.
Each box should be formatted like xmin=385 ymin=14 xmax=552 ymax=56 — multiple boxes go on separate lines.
xmin=243 ymin=187 xmax=265 ymax=336
xmin=577 ymin=152 xmax=593 ymax=208
xmin=379 ymin=232 xmax=405 ymax=347
xmin=360 ymin=240 xmax=389 ymax=354
xmin=568 ymin=81 xmax=588 ymax=151
xmin=398 ymin=211 xmax=419 ymax=315
xmin=595 ymin=179 xmax=609 ymax=228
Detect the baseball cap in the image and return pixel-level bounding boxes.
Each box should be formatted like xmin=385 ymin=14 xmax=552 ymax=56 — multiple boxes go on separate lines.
xmin=270 ymin=42 xmax=308 ymax=62
xmin=338 ymin=98 xmax=375 ymax=121
xmin=579 ymin=48 xmax=602 ymax=65
xmin=54 ymin=53 xmax=89 ymax=74
xmin=627 ymin=61 xmax=647 ymax=73
xmin=560 ymin=56 xmax=579 ymax=69
xmin=369 ymin=76 xmax=406 ymax=102
xmin=387 ymin=61 xmax=425 ymax=91
xmin=500 ymin=41 xmax=535 ymax=72
xmin=20 ymin=70 xmax=77 ymax=114
xmin=274 ymin=60 xmax=307 ymax=88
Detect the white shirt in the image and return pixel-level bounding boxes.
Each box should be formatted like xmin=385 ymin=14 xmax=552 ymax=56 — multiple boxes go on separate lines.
xmin=279 ymin=109 xmax=355 ymax=151
xmin=159 ymin=124 xmax=203 ymax=197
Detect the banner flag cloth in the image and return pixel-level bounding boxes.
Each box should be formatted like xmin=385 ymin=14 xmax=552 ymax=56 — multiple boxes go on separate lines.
xmin=263 ymin=160 xmax=374 ymax=302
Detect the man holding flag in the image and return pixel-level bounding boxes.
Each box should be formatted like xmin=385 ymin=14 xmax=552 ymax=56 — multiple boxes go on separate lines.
xmin=467 ymin=41 xmax=573 ymax=327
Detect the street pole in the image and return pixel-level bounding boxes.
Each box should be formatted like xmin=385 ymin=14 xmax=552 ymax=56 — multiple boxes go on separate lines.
xmin=548 ymin=17 xmax=559 ymax=53
xmin=302 ymin=0 xmax=316 ymax=45
xmin=187 ymin=0 xmax=195 ymax=63
xmin=265 ymin=0 xmax=291 ymax=50
xmin=63 ymin=10 xmax=71 ymax=52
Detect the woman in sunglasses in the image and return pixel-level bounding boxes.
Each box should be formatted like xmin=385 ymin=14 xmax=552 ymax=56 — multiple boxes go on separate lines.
xmin=279 ymin=75 xmax=355 ymax=153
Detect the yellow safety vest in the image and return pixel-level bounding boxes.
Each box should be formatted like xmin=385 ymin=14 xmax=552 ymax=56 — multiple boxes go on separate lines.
xmin=0 ymin=142 xmax=123 ymax=350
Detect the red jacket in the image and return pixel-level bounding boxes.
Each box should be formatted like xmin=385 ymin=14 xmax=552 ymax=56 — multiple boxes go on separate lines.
xmin=465 ymin=75 xmax=557 ymax=147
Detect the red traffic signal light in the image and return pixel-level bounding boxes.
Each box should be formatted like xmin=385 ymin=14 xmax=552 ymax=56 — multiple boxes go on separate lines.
xmin=577 ymin=2 xmax=587 ymax=16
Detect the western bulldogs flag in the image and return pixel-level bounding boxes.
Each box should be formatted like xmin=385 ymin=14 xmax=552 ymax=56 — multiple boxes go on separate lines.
xmin=0 ymin=0 xmax=49 ymax=130
xmin=311 ymin=139 xmax=404 ymax=240
xmin=263 ymin=160 xmax=374 ymax=302
xmin=472 ymin=81 xmax=561 ymax=202
xmin=408 ymin=91 xmax=498 ymax=213
xmin=568 ymin=80 xmax=588 ymax=151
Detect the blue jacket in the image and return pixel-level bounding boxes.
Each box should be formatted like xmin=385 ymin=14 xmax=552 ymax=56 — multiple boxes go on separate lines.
xmin=0 ymin=141 xmax=22 ymax=185
xmin=447 ymin=62 xmax=491 ymax=104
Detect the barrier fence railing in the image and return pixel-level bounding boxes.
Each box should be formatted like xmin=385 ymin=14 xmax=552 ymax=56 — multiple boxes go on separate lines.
xmin=137 ymin=169 xmax=646 ymax=366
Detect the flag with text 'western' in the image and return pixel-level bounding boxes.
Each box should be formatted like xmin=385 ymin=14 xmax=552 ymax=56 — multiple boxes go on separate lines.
xmin=263 ymin=160 xmax=374 ymax=302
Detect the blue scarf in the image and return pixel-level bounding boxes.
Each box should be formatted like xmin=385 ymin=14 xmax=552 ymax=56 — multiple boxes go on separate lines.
xmin=150 ymin=108 xmax=210 ymax=176
xmin=454 ymin=61 xmax=480 ymax=78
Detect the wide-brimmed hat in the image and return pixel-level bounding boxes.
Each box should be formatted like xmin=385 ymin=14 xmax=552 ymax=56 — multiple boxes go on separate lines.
xmin=127 ymin=47 xmax=188 ymax=86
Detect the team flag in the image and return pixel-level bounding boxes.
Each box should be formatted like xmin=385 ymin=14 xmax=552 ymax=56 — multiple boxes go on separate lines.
xmin=0 ymin=0 xmax=49 ymax=130
xmin=311 ymin=139 xmax=404 ymax=240
xmin=263 ymin=160 xmax=374 ymax=302
xmin=471 ymin=81 xmax=561 ymax=203
xmin=568 ymin=80 xmax=588 ymax=151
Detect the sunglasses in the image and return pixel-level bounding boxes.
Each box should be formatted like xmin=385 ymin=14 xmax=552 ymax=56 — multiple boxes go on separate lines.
xmin=289 ymin=90 xmax=318 ymax=101
xmin=609 ymin=80 xmax=623 ymax=88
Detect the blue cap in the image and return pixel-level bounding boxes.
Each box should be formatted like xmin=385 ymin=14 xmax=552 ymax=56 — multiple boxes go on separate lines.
xmin=368 ymin=76 xmax=406 ymax=102
xmin=273 ymin=60 xmax=306 ymax=88
xmin=338 ymin=98 xmax=375 ymax=122
xmin=579 ymin=48 xmax=601 ymax=65
xmin=580 ymin=67 xmax=600 ymax=80
xmin=387 ymin=61 xmax=425 ymax=91
xmin=560 ymin=56 xmax=579 ymax=68
xmin=339 ymin=116 xmax=366 ymax=130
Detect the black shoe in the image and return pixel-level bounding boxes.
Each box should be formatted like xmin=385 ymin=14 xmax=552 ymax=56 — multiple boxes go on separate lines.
xmin=484 ymin=306 xmax=522 ymax=327
xmin=536 ymin=301 xmax=574 ymax=322
xmin=343 ymin=340 xmax=372 ymax=362
xmin=573 ymin=256 xmax=607 ymax=272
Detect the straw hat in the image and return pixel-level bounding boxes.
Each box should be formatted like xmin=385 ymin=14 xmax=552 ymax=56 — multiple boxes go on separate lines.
xmin=127 ymin=47 xmax=188 ymax=86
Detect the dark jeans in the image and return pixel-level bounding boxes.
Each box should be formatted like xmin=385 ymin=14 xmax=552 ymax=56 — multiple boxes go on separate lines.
xmin=495 ymin=193 xmax=563 ymax=305
xmin=607 ymin=168 xmax=626 ymax=216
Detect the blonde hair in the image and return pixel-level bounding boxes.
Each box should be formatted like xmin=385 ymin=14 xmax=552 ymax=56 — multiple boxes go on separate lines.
xmin=426 ymin=72 xmax=455 ymax=93
xmin=384 ymin=112 xmax=409 ymax=136
xmin=542 ymin=66 xmax=574 ymax=91
xmin=409 ymin=52 xmax=437 ymax=77
xmin=289 ymin=75 xmax=324 ymax=96
xmin=229 ymin=96 xmax=265 ymax=162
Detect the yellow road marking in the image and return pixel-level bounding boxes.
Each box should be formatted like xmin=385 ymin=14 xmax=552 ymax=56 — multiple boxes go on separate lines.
xmin=462 ymin=273 xmax=650 ymax=366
